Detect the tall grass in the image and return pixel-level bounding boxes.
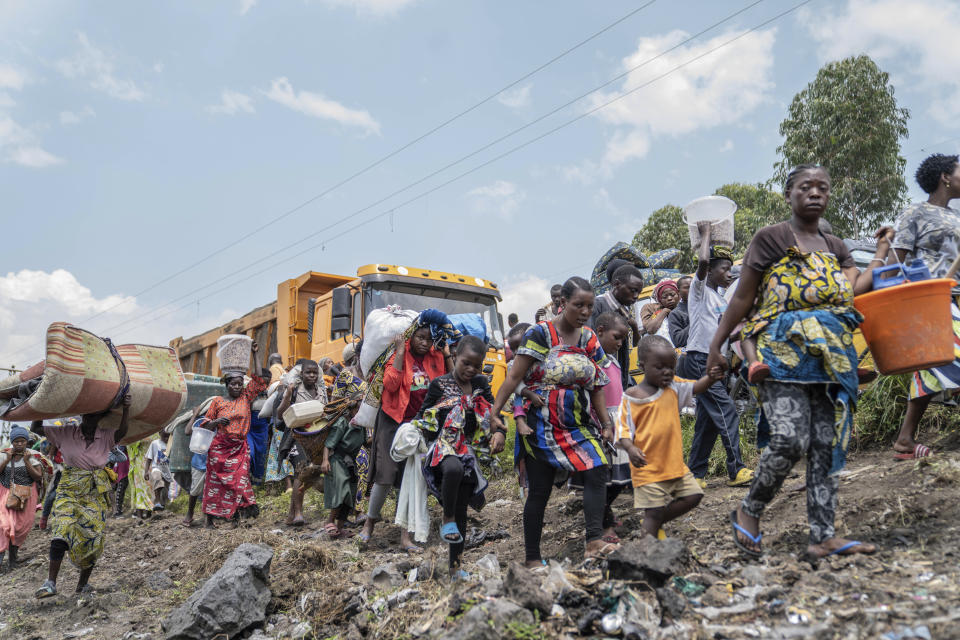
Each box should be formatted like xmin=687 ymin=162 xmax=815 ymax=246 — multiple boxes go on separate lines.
xmin=854 ymin=373 xmax=960 ymax=449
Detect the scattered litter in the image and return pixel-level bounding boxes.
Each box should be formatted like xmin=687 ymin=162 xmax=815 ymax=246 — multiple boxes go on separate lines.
xmin=914 ymin=572 xmax=935 ymax=583
xmin=786 ymin=606 xmax=811 ymax=624
xmin=475 ymin=553 xmax=501 ymax=578
xmin=673 ymin=576 xmax=706 ymax=598
xmin=882 ymin=625 xmax=932 ymax=640
xmin=600 ymin=613 xmax=623 ymax=634
xmin=550 ymin=604 xmax=566 ymax=618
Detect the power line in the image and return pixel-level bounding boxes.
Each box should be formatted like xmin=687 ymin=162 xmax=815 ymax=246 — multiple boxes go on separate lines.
xmin=74 ymin=2 xmax=659 ymax=327
xmin=71 ymin=0 xmax=775 ymax=343
xmin=3 ymin=0 xmax=803 ymax=363
xmin=90 ymin=0 xmax=810 ymax=346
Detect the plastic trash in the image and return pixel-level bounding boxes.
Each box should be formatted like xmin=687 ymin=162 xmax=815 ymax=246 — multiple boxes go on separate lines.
xmin=475 ymin=553 xmax=500 ymax=578
xmin=550 ymin=604 xmax=565 ymax=618
xmin=541 ymin=560 xmax=574 ymax=596
xmin=787 ymin=606 xmax=811 ymax=624
xmin=601 ymin=613 xmax=623 ymax=634
xmin=673 ymin=576 xmax=707 ymax=598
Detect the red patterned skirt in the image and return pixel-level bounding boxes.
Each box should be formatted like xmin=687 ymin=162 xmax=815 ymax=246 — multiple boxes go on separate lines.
xmin=202 ymin=432 xmax=255 ymax=519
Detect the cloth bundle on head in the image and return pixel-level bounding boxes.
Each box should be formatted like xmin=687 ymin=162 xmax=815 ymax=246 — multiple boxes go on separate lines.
xmin=417 ymin=309 xmax=464 ymax=346
xmin=710 ymin=246 xmax=734 ymax=262
xmin=9 ymin=425 xmax=30 ymax=442
xmin=653 ymin=279 xmax=679 ymax=305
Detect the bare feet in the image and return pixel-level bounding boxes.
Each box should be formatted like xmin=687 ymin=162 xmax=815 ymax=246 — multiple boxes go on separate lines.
xmin=807 ymin=538 xmax=876 ymax=558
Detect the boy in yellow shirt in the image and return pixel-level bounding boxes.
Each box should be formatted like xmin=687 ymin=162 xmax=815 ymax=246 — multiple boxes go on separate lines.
xmin=616 ymin=335 xmax=723 ymax=538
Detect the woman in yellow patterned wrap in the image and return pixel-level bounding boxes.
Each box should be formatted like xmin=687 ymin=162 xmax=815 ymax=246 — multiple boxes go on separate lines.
xmin=708 ymin=165 xmax=891 ymax=561
xmin=34 ymin=395 xmax=131 ymax=599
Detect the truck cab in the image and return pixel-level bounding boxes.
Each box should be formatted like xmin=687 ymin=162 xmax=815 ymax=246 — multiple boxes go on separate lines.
xmin=307 ymin=264 xmax=508 ymax=392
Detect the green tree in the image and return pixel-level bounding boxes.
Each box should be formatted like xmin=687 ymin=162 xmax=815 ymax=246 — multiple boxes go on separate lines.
xmin=632 ymin=204 xmax=696 ymax=272
xmin=714 ymin=183 xmax=790 ymax=256
xmin=774 ymin=55 xmax=909 ymax=239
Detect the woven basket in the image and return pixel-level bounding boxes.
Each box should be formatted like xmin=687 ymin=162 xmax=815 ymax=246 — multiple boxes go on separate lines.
xmin=292 ymin=398 xmax=353 ymax=464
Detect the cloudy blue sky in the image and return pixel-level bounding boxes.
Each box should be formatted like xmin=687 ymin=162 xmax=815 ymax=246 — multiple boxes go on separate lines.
xmin=1 ymin=0 xmax=958 ymax=369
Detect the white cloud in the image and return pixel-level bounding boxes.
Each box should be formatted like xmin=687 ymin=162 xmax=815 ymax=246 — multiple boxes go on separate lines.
xmin=205 ymin=89 xmax=255 ymax=116
xmin=466 ymin=180 xmax=526 ymax=221
xmin=264 ymin=77 xmax=380 ymax=135
xmin=719 ymin=139 xmax=734 ymax=152
xmin=56 ymin=33 xmax=145 ymax=101
xmin=8 ymin=145 xmax=63 ymax=168
xmin=318 ymin=0 xmax=418 ymax=16
xmin=499 ymin=274 xmax=551 ymax=326
xmin=0 ymin=63 xmax=27 ymax=90
xmin=0 ymin=115 xmax=63 ymax=167
xmin=589 ymin=28 xmax=776 ymax=170
xmin=240 ymin=0 xmax=257 ymax=15
xmin=801 ymin=0 xmax=960 ymax=124
xmin=0 ymin=269 xmax=246 ymax=370
xmin=497 ymin=84 xmax=531 ymax=109
xmin=59 ymin=106 xmax=95 ymax=125
xmin=153 ymin=61 xmax=165 ymax=74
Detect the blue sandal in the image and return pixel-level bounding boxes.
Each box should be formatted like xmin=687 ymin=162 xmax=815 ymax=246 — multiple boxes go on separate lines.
xmin=730 ymin=510 xmax=762 ymax=558
xmin=827 ymin=541 xmax=871 ymax=556
xmin=440 ymin=522 xmax=463 ymax=544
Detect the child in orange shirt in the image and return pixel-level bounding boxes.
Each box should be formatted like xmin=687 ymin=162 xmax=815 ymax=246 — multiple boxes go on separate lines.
xmin=616 ymin=335 xmax=723 ymax=538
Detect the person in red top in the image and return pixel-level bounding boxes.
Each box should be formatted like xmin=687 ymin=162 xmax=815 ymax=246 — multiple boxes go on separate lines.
xmin=199 ymin=342 xmax=269 ymax=528
xmin=359 ymin=325 xmax=449 ymax=553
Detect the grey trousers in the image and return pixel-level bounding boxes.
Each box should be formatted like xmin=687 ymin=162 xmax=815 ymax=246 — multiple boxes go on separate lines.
xmin=741 ymin=382 xmax=838 ymax=545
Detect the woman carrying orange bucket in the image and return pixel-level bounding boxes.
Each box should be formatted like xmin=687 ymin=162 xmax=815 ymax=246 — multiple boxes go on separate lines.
xmin=891 ymin=153 xmax=960 ymax=460
xmin=707 ymin=164 xmax=892 ymax=560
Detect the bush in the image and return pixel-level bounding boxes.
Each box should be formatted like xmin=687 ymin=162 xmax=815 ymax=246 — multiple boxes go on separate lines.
xmin=854 ymin=374 xmax=960 ymax=449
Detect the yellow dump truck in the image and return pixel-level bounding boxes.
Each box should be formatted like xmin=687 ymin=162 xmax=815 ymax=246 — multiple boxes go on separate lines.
xmin=170 ymin=264 xmax=508 ymax=392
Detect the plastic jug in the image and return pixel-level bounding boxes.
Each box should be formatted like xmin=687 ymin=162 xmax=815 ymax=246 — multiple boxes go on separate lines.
xmin=872 ymin=259 xmax=932 ymax=290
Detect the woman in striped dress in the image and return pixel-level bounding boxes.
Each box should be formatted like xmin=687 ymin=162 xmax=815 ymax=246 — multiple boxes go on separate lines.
xmin=491 ymin=277 xmax=617 ymax=566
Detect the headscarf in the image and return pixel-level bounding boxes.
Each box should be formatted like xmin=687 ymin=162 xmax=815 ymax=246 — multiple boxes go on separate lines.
xmin=710 ymin=246 xmax=734 ymax=262
xmin=653 ymin=280 xmax=679 ymax=305
xmin=9 ymin=425 xmax=30 ymax=442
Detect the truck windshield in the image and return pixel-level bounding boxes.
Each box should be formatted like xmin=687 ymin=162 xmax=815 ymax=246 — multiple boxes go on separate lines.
xmin=365 ymin=283 xmax=505 ymax=349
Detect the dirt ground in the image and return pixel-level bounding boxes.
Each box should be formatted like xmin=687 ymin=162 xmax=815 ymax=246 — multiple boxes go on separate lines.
xmin=1 ymin=445 xmax=959 ymax=640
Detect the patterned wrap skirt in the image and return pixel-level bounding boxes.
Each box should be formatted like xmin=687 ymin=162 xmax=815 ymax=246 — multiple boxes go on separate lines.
xmin=203 ymin=432 xmax=256 ymax=519
xmin=51 ymin=467 xmax=112 ymax=569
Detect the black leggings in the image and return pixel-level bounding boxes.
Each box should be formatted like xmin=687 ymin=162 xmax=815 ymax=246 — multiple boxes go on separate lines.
xmin=604 ymin=483 xmax=625 ymax=530
xmin=524 ymin=455 xmax=607 ymax=563
xmin=439 ymin=457 xmax=474 ymax=570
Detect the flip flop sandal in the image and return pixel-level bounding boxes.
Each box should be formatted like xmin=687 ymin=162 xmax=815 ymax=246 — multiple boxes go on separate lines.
xmin=730 ymin=510 xmax=762 ymax=558
xmin=747 ymin=362 xmax=770 ymax=384
xmin=893 ymin=443 xmax=934 ymax=460
xmin=402 ymin=544 xmax=424 ymax=554
xmin=440 ymin=522 xmax=463 ymax=545
xmin=323 ymin=523 xmax=341 ymax=538
xmin=585 ymin=542 xmax=619 ymax=559
xmin=35 ymin=580 xmax=57 ymax=599
xmin=602 ymin=534 xmax=621 ymax=544
xmin=356 ymin=532 xmax=371 ymax=549
xmin=827 ymin=540 xmax=874 ymax=556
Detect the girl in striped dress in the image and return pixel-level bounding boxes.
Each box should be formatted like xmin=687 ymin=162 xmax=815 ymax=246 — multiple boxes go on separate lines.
xmin=491 ymin=277 xmax=617 ymax=566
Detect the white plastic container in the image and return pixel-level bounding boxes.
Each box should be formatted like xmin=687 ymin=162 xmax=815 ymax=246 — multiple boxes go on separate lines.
xmin=216 ymin=334 xmax=253 ymax=372
xmin=683 ymin=195 xmax=736 ymax=250
xmin=189 ymin=426 xmax=215 ymax=454
xmin=282 ymin=400 xmax=326 ymax=428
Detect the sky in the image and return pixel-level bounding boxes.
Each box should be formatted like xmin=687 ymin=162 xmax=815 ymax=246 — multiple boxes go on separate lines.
xmin=1 ymin=0 xmax=959 ymax=371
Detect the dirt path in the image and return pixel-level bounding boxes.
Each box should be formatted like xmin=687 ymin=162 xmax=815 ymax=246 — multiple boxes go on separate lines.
xmin=1 ymin=448 xmax=958 ymax=639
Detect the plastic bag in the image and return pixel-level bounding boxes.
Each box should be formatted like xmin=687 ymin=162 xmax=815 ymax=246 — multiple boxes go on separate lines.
xmin=448 ymin=313 xmax=488 ymax=343
xmin=258 ymin=388 xmax=282 ymax=419
xmin=359 ymin=307 xmax=418 ymax=377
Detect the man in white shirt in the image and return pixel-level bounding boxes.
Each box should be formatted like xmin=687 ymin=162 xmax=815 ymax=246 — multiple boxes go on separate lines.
xmin=677 ymin=223 xmax=752 ymax=489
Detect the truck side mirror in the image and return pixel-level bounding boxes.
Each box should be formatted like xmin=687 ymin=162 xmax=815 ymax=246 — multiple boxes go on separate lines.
xmin=332 ymin=287 xmax=351 ymax=319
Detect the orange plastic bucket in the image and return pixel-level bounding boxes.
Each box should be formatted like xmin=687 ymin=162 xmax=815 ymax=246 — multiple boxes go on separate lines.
xmin=854 ymin=278 xmax=956 ymax=375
